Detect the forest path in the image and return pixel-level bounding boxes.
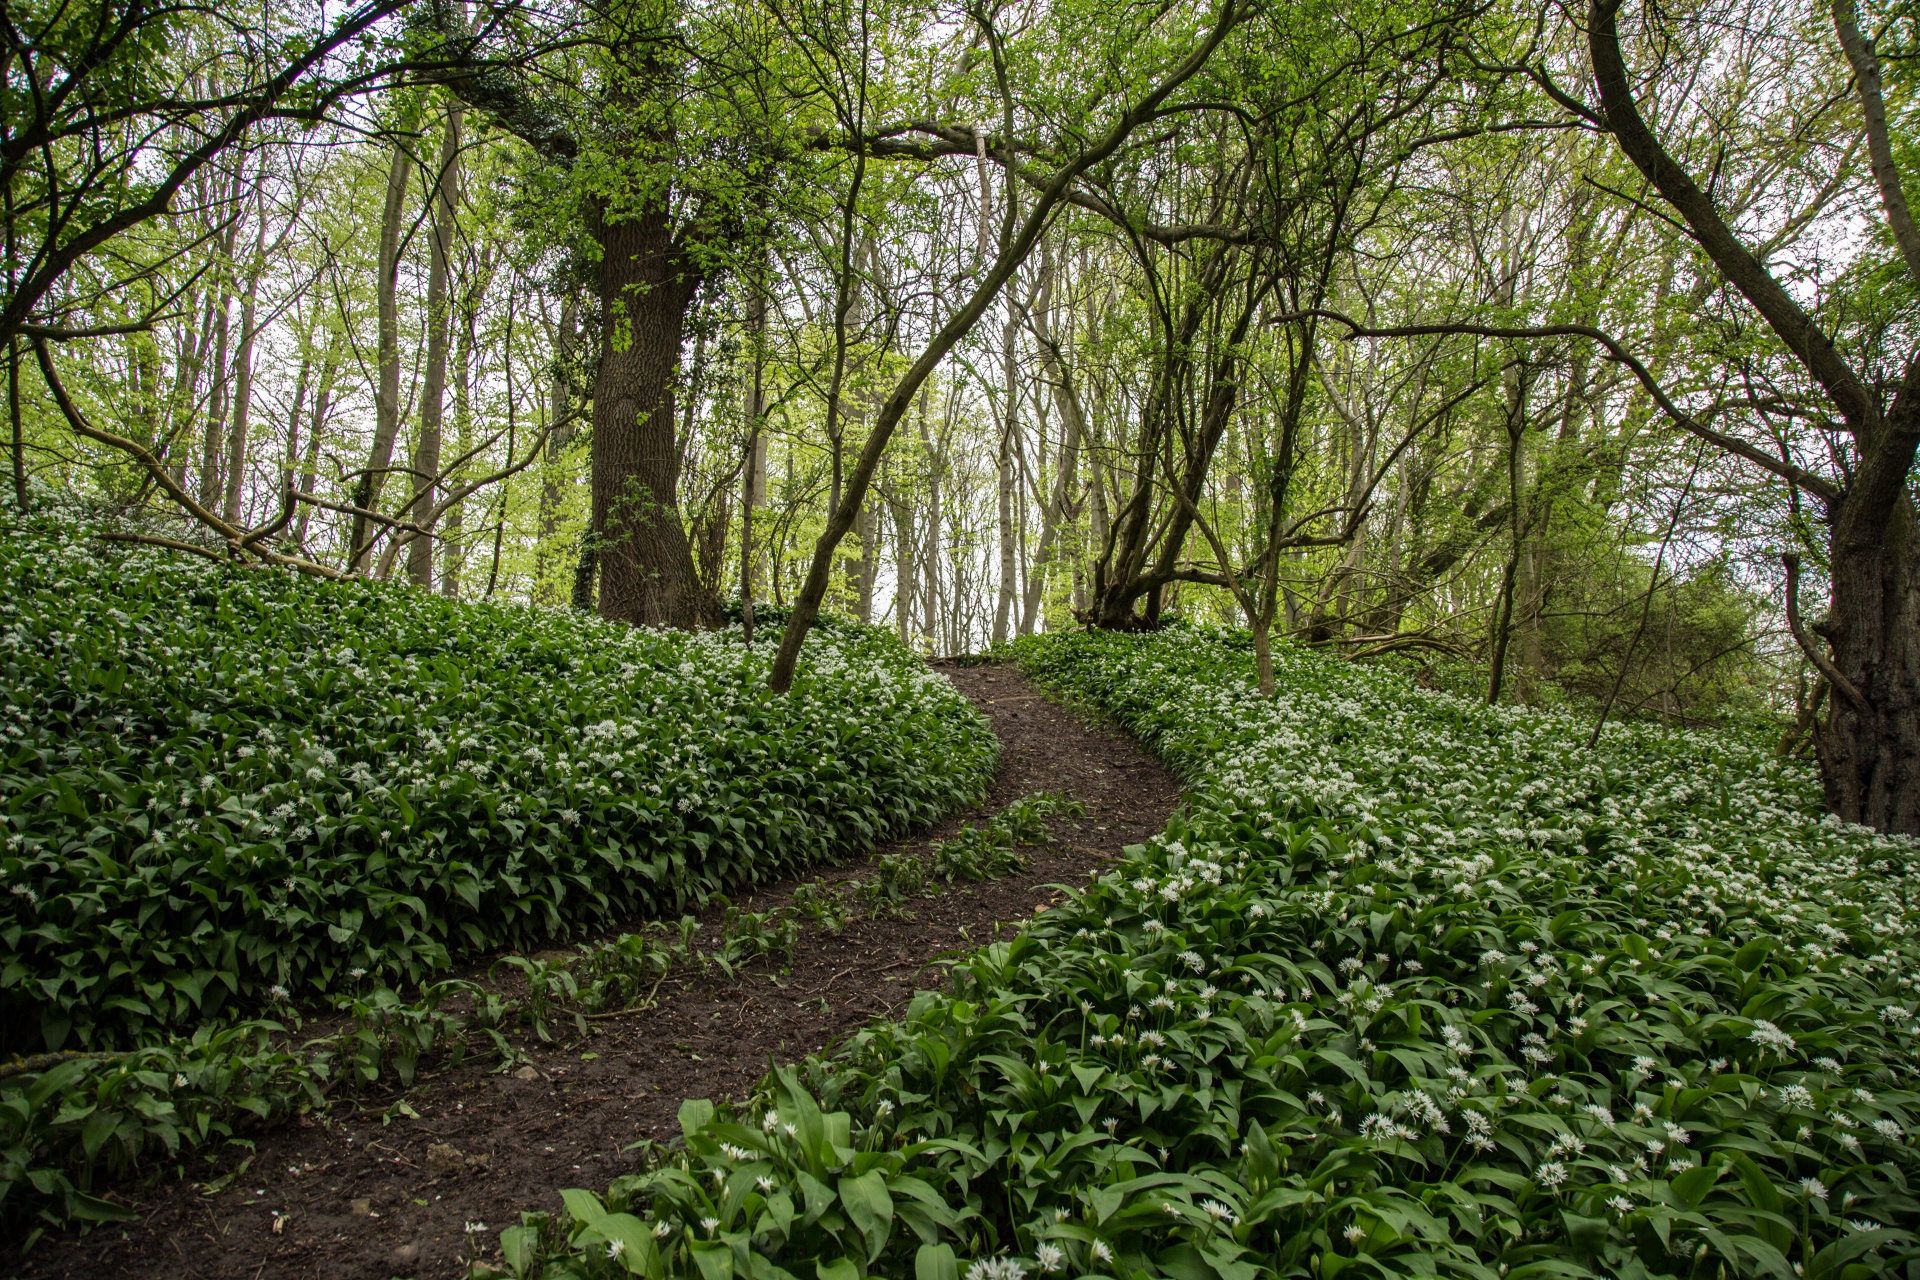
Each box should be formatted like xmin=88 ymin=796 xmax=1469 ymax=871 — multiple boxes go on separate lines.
xmin=19 ymin=662 xmax=1183 ymax=1280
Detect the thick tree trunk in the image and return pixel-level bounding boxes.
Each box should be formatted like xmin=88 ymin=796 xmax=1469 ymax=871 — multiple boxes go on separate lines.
xmin=1818 ymin=455 xmax=1920 ymax=831
xmin=590 ymin=205 xmax=712 ymax=629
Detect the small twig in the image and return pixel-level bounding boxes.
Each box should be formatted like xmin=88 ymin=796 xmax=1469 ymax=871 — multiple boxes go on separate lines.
xmin=819 ymin=967 xmax=854 ymax=992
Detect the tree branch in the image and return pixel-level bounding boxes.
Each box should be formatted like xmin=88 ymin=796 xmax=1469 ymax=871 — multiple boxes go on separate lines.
xmin=1832 ymin=0 xmax=1920 ymax=283
xmin=1287 ymin=307 xmax=1844 ymax=502
xmin=1782 ymin=552 xmax=1869 ymax=713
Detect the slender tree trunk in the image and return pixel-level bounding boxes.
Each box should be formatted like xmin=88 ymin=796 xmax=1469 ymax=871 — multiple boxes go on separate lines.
xmin=537 ymin=297 xmax=580 ymax=604
xmin=741 ymin=277 xmax=766 ymax=644
xmin=893 ymin=487 xmax=913 ymax=645
xmin=443 ymin=277 xmax=476 ymax=598
xmin=163 ymin=287 xmax=204 ymax=488
xmin=8 ymin=337 xmax=23 ymax=511
xmin=281 ymin=351 xmax=311 ymax=501
xmin=408 ymin=107 xmax=462 ymax=587
xmin=590 ymin=204 xmax=711 ymax=628
xmin=351 ymin=142 xmax=413 ymax=573
xmin=920 ymin=392 xmax=941 ymax=650
xmin=294 ymin=333 xmax=340 ymax=548
xmin=1486 ymin=376 xmax=1527 ymax=704
xmin=993 ymin=301 xmax=1018 ymax=644
xmin=220 ymin=265 xmax=261 ymax=526
xmin=853 ymin=503 xmax=876 ymax=624
xmin=198 ymin=290 xmax=232 ymax=508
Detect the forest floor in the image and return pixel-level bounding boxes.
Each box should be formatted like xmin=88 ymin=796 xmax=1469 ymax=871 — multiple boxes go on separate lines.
xmin=17 ymin=662 xmax=1183 ymax=1280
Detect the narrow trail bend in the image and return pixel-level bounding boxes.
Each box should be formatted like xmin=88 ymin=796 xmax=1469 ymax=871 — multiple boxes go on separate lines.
xmin=19 ymin=662 xmax=1183 ymax=1280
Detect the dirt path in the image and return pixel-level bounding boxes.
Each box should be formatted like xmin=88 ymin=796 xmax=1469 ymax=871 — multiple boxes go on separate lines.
xmin=16 ymin=663 xmax=1182 ymax=1280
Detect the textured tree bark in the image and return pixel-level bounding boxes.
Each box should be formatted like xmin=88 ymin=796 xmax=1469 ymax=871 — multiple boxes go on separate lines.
xmin=589 ymin=205 xmax=713 ymax=629
xmin=220 ymin=263 xmax=260 ymax=526
xmin=1814 ymin=442 xmax=1920 ymax=831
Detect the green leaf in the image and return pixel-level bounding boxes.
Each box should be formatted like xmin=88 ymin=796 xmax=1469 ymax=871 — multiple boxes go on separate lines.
xmin=916 ymin=1243 xmax=958 ymax=1280
xmin=839 ymin=1170 xmax=894 ymax=1263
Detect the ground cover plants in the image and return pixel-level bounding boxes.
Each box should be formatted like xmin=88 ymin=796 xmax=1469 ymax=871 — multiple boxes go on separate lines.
xmin=502 ymin=628 xmax=1919 ymax=1280
xmin=0 ymin=510 xmax=996 ymax=1238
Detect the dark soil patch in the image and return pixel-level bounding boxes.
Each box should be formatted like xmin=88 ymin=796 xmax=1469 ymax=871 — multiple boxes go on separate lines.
xmin=13 ymin=663 xmax=1182 ymax=1280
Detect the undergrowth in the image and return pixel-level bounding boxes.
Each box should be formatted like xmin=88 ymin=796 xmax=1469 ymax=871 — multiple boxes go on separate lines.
xmin=0 ymin=511 xmax=995 ymax=1241
xmin=498 ymin=628 xmax=1919 ymax=1280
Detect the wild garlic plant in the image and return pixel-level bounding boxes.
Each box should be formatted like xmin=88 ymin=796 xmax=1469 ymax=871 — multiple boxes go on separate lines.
xmin=507 ymin=628 xmax=1916 ymax=1280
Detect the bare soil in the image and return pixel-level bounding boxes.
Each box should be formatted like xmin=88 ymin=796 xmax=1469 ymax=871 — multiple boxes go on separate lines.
xmin=14 ymin=662 xmax=1182 ymax=1280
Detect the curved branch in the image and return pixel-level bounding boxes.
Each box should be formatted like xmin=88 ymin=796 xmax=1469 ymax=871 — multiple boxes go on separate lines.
xmin=1782 ymin=552 xmax=1869 ymax=713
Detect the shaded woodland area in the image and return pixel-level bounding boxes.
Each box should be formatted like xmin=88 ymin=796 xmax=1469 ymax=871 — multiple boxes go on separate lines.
xmin=7 ymin=0 xmax=1920 ymax=829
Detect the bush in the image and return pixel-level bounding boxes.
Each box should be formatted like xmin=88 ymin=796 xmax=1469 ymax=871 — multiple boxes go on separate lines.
xmin=504 ymin=626 xmax=1919 ymax=1280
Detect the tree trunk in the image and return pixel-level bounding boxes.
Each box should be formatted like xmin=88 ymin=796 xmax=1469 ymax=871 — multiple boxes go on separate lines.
xmin=220 ymin=264 xmax=261 ymax=526
xmin=280 ymin=351 xmax=311 ymax=510
xmin=198 ymin=290 xmax=232 ymax=508
xmin=537 ymin=297 xmax=581 ymax=605
xmin=920 ymin=390 xmax=941 ymax=650
xmin=1817 ymin=453 xmax=1920 ymax=831
xmin=590 ymin=205 xmax=712 ymax=628
xmin=8 ymin=339 xmax=23 ymax=511
xmin=853 ymin=502 xmax=875 ymax=624
xmin=992 ymin=301 xmax=1018 ymax=644
xmin=408 ymin=106 xmax=462 ymax=588
xmin=351 ymin=142 xmax=412 ymax=573
xmin=1486 ymin=374 xmax=1528 ymax=704
xmin=294 ymin=332 xmax=340 ymax=549
xmin=442 ymin=260 xmax=477 ymax=598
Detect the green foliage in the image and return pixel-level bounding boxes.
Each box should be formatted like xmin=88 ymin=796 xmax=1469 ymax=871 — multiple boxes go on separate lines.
xmin=501 ymin=630 xmax=1919 ymax=1280
xmin=1 ymin=975 xmax=521 ymax=1245
xmin=930 ymin=792 xmax=1087 ymax=883
xmin=0 ymin=512 xmax=997 ymax=1053
xmin=0 ymin=510 xmax=997 ymax=1239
